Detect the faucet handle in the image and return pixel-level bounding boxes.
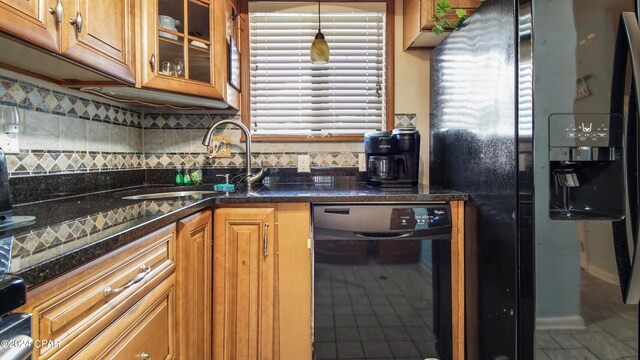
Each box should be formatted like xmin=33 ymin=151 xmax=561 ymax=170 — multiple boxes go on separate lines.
xmin=216 ymin=174 xmax=231 ymax=184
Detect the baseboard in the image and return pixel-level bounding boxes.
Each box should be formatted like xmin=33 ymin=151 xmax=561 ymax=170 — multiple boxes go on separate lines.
xmin=536 ymin=316 xmax=585 ymax=330
xmin=585 ymin=264 xmax=620 ymax=285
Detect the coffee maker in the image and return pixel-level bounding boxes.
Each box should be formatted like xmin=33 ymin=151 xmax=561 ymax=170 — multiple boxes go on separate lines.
xmin=365 ymin=128 xmax=420 ymax=187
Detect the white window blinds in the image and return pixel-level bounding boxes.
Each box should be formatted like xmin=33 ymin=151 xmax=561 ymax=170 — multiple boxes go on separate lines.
xmin=249 ymin=10 xmax=386 ymax=136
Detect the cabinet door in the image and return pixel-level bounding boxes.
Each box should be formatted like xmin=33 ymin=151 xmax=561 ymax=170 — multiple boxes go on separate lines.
xmin=0 ymin=0 xmax=59 ymax=51
xmin=213 ymin=207 xmax=276 ymax=360
xmin=139 ymin=0 xmax=225 ymax=99
xmin=73 ymin=274 xmax=176 ymax=360
xmin=60 ymin=0 xmax=135 ymax=83
xmin=176 ymin=210 xmax=213 ymax=360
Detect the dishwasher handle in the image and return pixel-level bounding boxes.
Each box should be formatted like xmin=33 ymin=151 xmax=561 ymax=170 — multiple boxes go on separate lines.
xmin=354 ymin=231 xmax=414 ymax=239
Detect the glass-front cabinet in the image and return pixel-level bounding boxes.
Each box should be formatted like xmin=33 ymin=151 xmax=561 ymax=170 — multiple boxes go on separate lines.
xmin=140 ymin=0 xmax=226 ymax=99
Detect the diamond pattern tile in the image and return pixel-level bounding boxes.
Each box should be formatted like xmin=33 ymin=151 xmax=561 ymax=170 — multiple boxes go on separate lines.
xmin=394 ymin=113 xmax=417 ymax=128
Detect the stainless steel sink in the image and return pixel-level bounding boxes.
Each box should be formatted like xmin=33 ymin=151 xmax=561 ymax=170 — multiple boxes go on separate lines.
xmin=121 ymin=190 xmax=218 ymax=200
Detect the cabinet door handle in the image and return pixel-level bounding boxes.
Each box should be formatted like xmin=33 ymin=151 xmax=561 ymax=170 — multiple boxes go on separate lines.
xmin=141 ymin=352 xmax=152 ymax=360
xmin=103 ymin=264 xmax=151 ymax=296
xmin=149 ymin=54 xmax=156 ymax=72
xmin=69 ymin=11 xmax=83 ymax=33
xmin=263 ymin=223 xmax=269 ymax=259
xmin=48 ymin=0 xmax=63 ymax=24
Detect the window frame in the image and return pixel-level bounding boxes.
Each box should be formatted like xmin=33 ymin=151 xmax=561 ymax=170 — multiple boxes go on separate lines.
xmin=239 ymin=0 xmax=395 ymax=142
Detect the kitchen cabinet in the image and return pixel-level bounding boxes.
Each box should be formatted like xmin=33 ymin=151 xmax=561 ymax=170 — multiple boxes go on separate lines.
xmin=176 ymin=210 xmax=213 ymax=360
xmin=0 ymin=0 xmax=135 ymax=83
xmin=138 ymin=0 xmax=226 ymax=100
xmin=72 ymin=274 xmax=176 ymax=359
xmin=60 ymin=0 xmax=135 ymax=83
xmin=16 ymin=224 xmax=176 ymax=359
xmin=403 ymin=0 xmax=481 ymax=49
xmin=213 ymin=206 xmax=277 ymax=360
xmin=0 ymin=0 xmax=59 ymax=52
xmin=213 ymin=203 xmax=312 ymax=360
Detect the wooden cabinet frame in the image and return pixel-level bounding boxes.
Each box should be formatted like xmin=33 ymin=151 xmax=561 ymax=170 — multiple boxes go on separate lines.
xmin=450 ymin=200 xmax=465 ymax=360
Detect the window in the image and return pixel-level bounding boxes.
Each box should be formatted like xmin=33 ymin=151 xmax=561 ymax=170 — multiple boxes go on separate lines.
xmin=246 ymin=2 xmax=393 ymax=138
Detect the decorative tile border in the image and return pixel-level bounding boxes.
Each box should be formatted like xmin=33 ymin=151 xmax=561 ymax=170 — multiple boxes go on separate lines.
xmin=10 ymin=200 xmax=191 ymax=271
xmin=0 ymin=75 xmax=144 ymax=128
xmin=144 ymin=151 xmax=361 ymax=169
xmin=143 ymin=113 xmax=239 ymax=129
xmin=7 ymin=150 xmax=144 ymax=176
xmin=394 ymin=113 xmax=417 ymax=128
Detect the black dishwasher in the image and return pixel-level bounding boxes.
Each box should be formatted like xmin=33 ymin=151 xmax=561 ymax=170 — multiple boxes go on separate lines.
xmin=312 ymin=203 xmax=452 ymax=360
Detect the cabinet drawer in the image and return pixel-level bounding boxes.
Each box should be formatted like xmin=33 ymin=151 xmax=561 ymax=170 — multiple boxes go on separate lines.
xmin=27 ymin=224 xmax=176 ymax=360
xmin=74 ymin=274 xmax=175 ymax=359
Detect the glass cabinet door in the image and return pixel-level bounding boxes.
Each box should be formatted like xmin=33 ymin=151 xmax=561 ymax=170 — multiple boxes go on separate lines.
xmin=157 ymin=0 xmax=210 ymax=82
xmin=142 ymin=0 xmax=224 ymax=99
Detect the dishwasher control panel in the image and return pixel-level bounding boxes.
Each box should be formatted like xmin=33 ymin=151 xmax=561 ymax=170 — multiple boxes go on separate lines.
xmin=313 ymin=203 xmax=451 ymax=241
xmin=390 ymin=207 xmax=450 ymax=230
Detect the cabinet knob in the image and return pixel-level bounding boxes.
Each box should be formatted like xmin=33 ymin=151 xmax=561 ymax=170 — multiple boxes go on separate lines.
xmin=141 ymin=352 xmax=152 ymax=360
xmin=69 ymin=11 xmax=83 ymax=33
xmin=149 ymin=54 xmax=156 ymax=72
xmin=48 ymin=0 xmax=63 ymax=24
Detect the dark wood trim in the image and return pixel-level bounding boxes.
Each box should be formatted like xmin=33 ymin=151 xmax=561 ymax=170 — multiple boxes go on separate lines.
xmin=239 ymin=0 xmax=395 ymax=141
xmin=250 ymin=134 xmax=363 ymax=142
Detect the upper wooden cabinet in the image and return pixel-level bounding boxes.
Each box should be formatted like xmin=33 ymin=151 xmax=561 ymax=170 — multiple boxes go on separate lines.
xmin=61 ymin=0 xmax=135 ymax=83
xmin=138 ymin=0 xmax=226 ymax=99
xmin=403 ymin=0 xmax=481 ymax=49
xmin=0 ymin=0 xmax=59 ymax=51
xmin=0 ymin=0 xmax=135 ymax=83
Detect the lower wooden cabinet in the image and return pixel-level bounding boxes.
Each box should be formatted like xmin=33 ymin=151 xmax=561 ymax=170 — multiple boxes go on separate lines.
xmin=18 ymin=224 xmax=176 ymax=360
xmin=73 ymin=274 xmax=176 ymax=359
xmin=176 ymin=210 xmax=213 ymax=360
xmin=213 ymin=203 xmax=312 ymax=360
xmin=213 ymin=206 xmax=277 ymax=360
xmin=17 ymin=205 xmax=313 ymax=360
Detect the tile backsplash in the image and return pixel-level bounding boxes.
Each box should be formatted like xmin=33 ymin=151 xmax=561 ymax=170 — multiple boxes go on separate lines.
xmin=0 ymin=69 xmax=417 ymax=177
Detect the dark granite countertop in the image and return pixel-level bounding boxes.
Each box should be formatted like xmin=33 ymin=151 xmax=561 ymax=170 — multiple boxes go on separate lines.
xmin=5 ymin=182 xmax=467 ymax=288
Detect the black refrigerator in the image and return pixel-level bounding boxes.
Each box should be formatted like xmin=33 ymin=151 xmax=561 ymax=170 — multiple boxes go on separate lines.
xmin=429 ymin=0 xmax=640 ymax=359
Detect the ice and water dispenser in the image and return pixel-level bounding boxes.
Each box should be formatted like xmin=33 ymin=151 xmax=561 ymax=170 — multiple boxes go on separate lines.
xmin=548 ymin=113 xmax=624 ymax=220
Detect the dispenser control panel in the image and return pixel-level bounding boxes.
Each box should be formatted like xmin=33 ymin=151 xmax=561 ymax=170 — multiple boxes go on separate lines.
xmin=549 ymin=113 xmax=623 ymax=148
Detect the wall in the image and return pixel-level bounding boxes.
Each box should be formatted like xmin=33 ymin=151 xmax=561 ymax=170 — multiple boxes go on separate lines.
xmin=533 ymin=0 xmax=583 ymax=329
xmin=394 ymin=0 xmax=431 ymax=184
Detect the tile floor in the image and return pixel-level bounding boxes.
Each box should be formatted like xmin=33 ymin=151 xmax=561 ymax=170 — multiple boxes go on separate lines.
xmin=314 ymin=257 xmax=451 ymax=360
xmin=535 ymin=271 xmax=638 ymax=359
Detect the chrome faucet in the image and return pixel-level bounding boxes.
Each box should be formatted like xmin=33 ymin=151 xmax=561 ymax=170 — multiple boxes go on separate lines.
xmin=202 ymin=120 xmax=265 ymax=187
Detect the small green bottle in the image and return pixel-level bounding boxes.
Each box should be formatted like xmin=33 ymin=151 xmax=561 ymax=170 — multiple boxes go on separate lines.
xmin=175 ymin=167 xmax=183 ymax=186
xmin=183 ymin=167 xmax=192 ymax=186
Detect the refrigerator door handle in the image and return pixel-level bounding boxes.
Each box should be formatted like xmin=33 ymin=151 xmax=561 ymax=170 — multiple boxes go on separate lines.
xmin=611 ymin=12 xmax=640 ymax=304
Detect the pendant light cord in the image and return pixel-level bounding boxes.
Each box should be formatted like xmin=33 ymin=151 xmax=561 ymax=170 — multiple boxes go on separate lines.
xmin=318 ymin=0 xmax=321 ymax=32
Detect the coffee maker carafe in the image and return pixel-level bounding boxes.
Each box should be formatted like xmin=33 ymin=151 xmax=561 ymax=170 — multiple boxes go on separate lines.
xmin=365 ymin=128 xmax=420 ymax=187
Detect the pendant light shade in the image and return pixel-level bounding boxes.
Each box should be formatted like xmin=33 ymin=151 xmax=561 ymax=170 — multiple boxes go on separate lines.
xmin=310 ymin=0 xmax=329 ymax=64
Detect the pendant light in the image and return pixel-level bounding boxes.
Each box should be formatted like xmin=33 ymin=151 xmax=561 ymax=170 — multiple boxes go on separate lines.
xmin=310 ymin=0 xmax=329 ymax=64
